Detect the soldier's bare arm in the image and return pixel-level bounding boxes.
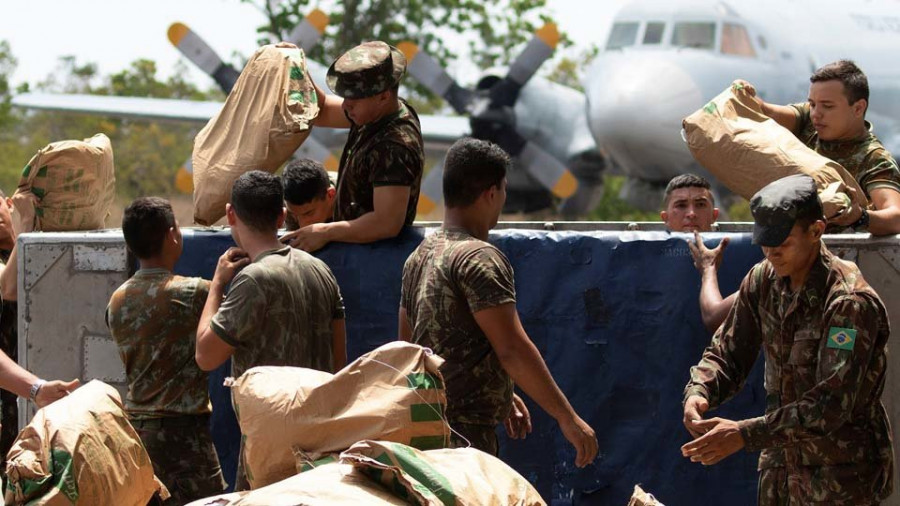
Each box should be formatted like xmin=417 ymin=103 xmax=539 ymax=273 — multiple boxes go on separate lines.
xmin=195 ymin=247 xmax=248 ymax=371
xmin=473 ymin=303 xmax=599 ymax=468
xmin=284 ymin=186 xmax=410 ymax=251
xmin=397 ymin=307 xmax=412 ymax=342
xmin=864 ymin=187 xmax=900 ymax=235
xmin=733 ymin=79 xmax=798 ymax=131
xmin=311 ymin=79 xmax=351 ymax=129
xmin=331 ymin=319 xmax=347 ymax=371
xmin=0 ymin=349 xmax=79 ymax=407
xmin=687 ymin=232 xmax=736 ymax=332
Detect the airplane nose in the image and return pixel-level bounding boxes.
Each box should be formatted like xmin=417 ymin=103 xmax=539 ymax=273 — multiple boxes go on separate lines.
xmin=587 ymin=56 xmax=704 ymax=182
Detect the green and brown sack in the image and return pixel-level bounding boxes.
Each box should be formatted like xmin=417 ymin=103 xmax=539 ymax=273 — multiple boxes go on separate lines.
xmin=683 ymin=82 xmax=868 ymax=220
xmin=11 ymin=133 xmax=115 ymax=233
xmin=228 ymin=341 xmax=449 ymax=489
xmin=192 ymin=43 xmax=319 ymax=225
xmin=341 ymin=440 xmax=546 ymax=506
xmin=4 ymin=380 xmax=167 ymax=506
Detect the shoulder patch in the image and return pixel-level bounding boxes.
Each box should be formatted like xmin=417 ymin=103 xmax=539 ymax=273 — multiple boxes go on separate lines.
xmin=827 ymin=327 xmax=857 ymax=351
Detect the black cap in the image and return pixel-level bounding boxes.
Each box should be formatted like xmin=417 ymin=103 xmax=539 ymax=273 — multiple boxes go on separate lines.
xmin=750 ymin=174 xmax=823 ymax=247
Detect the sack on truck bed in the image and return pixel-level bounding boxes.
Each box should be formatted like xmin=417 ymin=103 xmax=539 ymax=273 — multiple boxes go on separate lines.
xmin=682 ymin=82 xmax=868 ymax=220
xmin=11 ymin=133 xmax=115 ymax=233
xmin=229 ymin=341 xmax=449 ymax=489
xmin=342 ymin=440 xmax=546 ymax=506
xmin=192 ymin=43 xmax=319 ymax=225
xmin=4 ymin=380 xmax=167 ymax=506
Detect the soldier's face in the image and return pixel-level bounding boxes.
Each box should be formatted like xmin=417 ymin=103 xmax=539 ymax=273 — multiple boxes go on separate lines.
xmin=286 ymin=192 xmax=334 ymax=228
xmin=342 ymin=91 xmax=388 ymax=125
xmin=808 ymin=80 xmax=867 ymax=141
xmin=761 ymin=222 xmax=823 ymax=279
xmin=661 ymin=187 xmax=718 ymax=232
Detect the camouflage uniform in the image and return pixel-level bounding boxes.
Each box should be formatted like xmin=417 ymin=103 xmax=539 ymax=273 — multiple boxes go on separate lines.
xmin=210 ymin=246 xmax=344 ymax=489
xmin=401 ymin=228 xmax=516 ymax=456
xmin=326 ymin=41 xmax=425 ymax=226
xmin=0 ymin=249 xmax=17 ymax=481
xmin=684 ymin=244 xmax=894 ymax=505
xmin=791 ymin=103 xmax=900 ymax=200
xmin=106 ymin=268 xmax=227 ymax=503
xmin=334 ymin=99 xmax=425 ymax=225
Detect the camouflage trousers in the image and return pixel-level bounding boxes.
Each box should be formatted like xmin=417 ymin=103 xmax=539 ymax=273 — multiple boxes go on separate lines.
xmin=450 ymin=422 xmax=498 ymax=456
xmin=758 ymin=467 xmax=882 ymax=506
xmin=134 ymin=415 xmax=227 ymax=504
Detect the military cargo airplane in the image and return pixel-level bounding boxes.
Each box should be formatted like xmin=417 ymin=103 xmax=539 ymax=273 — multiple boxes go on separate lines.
xmin=586 ymin=0 xmax=900 ymax=210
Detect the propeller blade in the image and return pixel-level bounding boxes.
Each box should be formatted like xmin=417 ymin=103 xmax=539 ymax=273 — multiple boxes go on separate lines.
xmin=175 ymin=157 xmax=193 ymax=194
xmin=397 ymin=42 xmax=473 ymax=115
xmin=518 ymin=141 xmax=578 ymax=199
xmin=168 ymin=22 xmax=240 ymax=93
xmin=287 ymin=8 xmax=329 ymax=52
xmin=416 ymin=159 xmax=444 ymax=216
xmin=292 ymin=134 xmax=339 ymax=172
xmin=506 ymin=22 xmax=559 ymax=87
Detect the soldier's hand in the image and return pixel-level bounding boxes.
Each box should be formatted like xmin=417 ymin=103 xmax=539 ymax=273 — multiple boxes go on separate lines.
xmin=687 ymin=232 xmax=729 ymax=274
xmin=35 ymin=378 xmax=80 ymax=408
xmin=559 ymin=414 xmax=599 ymax=468
xmin=214 ymin=247 xmax=250 ymax=284
xmin=504 ymin=393 xmax=532 ymax=440
xmin=681 ymin=417 xmax=745 ymax=465
xmin=281 ymin=223 xmax=331 ymax=253
xmin=829 ymin=200 xmax=863 ymax=228
xmin=732 ymin=79 xmax=756 ymax=97
xmin=683 ymin=395 xmax=709 ymax=438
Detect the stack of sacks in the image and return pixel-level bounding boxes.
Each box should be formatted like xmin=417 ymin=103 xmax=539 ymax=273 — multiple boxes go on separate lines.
xmin=228 ymin=341 xmax=450 ymax=489
xmin=682 ymin=81 xmax=868 ymax=220
xmin=11 ymin=133 xmax=115 ymax=233
xmin=4 ymin=380 xmax=167 ymax=505
xmin=192 ymin=43 xmax=320 ymax=225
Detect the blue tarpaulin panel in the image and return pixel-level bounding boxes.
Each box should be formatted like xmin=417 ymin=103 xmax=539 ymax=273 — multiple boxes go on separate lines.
xmin=175 ymin=227 xmax=766 ymax=504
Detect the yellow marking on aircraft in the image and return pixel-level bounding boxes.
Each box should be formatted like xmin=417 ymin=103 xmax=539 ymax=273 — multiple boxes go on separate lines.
xmin=552 ymin=171 xmax=578 ymax=198
xmin=416 ymin=194 xmax=437 ymax=216
xmin=175 ymin=166 xmax=193 ymax=194
xmin=307 ymin=9 xmax=329 ymax=33
xmin=397 ymin=42 xmax=419 ymax=62
xmin=167 ymin=22 xmax=189 ymax=46
xmin=324 ymin=154 xmax=339 ymax=172
xmin=536 ymin=23 xmax=559 ymax=49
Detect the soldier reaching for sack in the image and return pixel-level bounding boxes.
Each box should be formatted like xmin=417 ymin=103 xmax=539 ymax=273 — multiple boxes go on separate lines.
xmin=682 ymin=175 xmax=894 ymax=505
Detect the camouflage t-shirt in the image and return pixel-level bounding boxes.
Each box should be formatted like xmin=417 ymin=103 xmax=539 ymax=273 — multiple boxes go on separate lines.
xmin=401 ymin=228 xmax=516 ymax=426
xmin=791 ymin=102 xmax=900 ymax=200
xmin=210 ymin=246 xmax=344 ymax=378
xmin=334 ymin=99 xmax=424 ymax=225
xmin=106 ymin=269 xmax=212 ymax=419
xmin=684 ymin=244 xmax=893 ymax=502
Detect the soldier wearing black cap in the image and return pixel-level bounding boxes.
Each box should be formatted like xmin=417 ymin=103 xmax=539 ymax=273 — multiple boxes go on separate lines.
xmin=681 ymin=174 xmax=894 ymax=505
xmin=283 ymin=41 xmax=425 ymax=252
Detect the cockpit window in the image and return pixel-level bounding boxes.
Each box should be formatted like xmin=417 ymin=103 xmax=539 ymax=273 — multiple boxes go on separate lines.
xmin=643 ymin=22 xmax=665 ymax=44
xmin=607 ymin=22 xmax=639 ymax=49
xmin=671 ymin=22 xmax=715 ymax=49
xmin=722 ymin=23 xmax=757 ymax=57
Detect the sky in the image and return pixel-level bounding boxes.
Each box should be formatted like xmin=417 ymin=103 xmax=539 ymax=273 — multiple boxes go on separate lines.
xmin=0 ymin=0 xmax=628 ymax=92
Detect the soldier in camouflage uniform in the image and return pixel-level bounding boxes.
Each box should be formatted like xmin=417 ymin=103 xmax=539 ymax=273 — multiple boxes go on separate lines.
xmin=195 ymin=171 xmax=346 ymax=490
xmin=282 ymin=41 xmax=424 ymax=252
xmin=741 ymin=60 xmax=900 ymax=235
xmin=682 ymin=175 xmax=894 ymax=505
xmin=399 ymin=138 xmax=598 ymax=467
xmin=107 ymin=197 xmax=227 ymax=503
xmin=282 ymin=158 xmax=336 ymax=231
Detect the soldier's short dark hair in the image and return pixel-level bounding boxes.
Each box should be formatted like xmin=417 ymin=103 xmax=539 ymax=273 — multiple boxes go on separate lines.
xmin=122 ymin=197 xmax=175 ymax=259
xmin=443 ymin=138 xmax=511 ymax=208
xmin=231 ymin=171 xmax=284 ymax=233
xmin=283 ymin=159 xmax=330 ymax=206
xmin=663 ymin=174 xmax=714 ymax=207
xmin=810 ymin=60 xmax=869 ymax=108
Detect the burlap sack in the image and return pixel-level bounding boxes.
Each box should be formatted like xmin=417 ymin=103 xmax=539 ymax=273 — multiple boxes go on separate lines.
xmin=11 ymin=133 xmax=115 ymax=233
xmin=228 ymin=342 xmax=450 ymax=489
xmin=184 ymin=463 xmax=406 ymax=506
xmin=192 ymin=43 xmax=319 ymax=225
xmin=627 ymin=485 xmax=665 ymax=506
xmin=4 ymin=380 xmax=166 ymax=506
xmin=342 ymin=440 xmax=546 ymax=506
xmin=683 ymin=82 xmax=868 ymax=219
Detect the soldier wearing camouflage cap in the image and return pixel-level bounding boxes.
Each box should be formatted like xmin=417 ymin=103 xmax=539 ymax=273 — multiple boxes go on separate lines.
xmin=682 ymin=174 xmax=894 ymax=504
xmin=284 ymin=40 xmax=424 ymax=252
xmin=738 ymin=60 xmax=900 ymax=235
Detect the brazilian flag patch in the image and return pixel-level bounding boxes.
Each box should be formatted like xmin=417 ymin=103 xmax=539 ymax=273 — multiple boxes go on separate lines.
xmin=827 ymin=327 xmax=857 ymax=351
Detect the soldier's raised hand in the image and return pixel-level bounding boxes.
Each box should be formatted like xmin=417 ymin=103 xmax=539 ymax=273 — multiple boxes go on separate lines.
xmin=213 ymin=247 xmax=250 ymax=285
xmin=683 ymin=395 xmax=710 ymax=438
xmin=688 ymin=231 xmax=729 ymax=274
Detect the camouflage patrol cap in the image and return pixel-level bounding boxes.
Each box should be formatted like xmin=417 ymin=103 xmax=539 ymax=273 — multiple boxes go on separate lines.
xmin=326 ymin=41 xmax=406 ymax=99
xmin=750 ymin=174 xmax=823 ymax=247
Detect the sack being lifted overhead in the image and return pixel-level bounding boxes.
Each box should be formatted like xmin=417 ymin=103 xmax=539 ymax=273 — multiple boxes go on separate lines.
xmin=229 ymin=342 xmax=450 ymax=489
xmin=11 ymin=133 xmax=115 ymax=233
xmin=192 ymin=43 xmax=320 ymax=225
xmin=682 ymin=82 xmax=868 ymax=220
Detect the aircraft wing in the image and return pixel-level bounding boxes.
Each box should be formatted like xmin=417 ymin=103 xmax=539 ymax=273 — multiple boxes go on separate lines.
xmin=12 ymin=92 xmax=470 ymax=149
